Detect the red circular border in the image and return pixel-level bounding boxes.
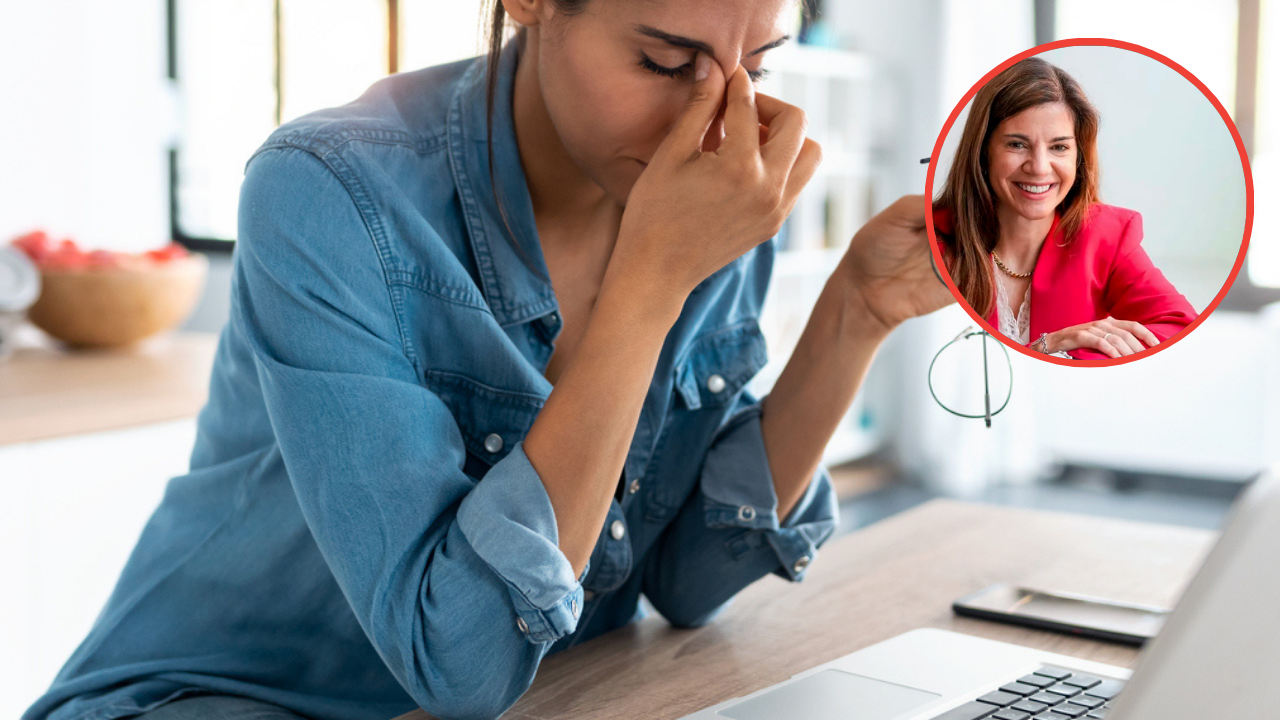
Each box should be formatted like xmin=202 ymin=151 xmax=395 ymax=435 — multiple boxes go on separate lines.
xmin=923 ymin=38 xmax=1255 ymax=367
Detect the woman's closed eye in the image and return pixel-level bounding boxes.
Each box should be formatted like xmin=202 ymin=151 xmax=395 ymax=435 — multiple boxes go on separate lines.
xmin=637 ymin=53 xmax=770 ymax=83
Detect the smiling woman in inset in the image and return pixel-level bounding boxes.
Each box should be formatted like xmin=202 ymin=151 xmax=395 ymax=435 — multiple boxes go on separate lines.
xmin=933 ymin=56 xmax=1196 ymax=360
xmin=24 ymin=2 xmax=953 ymax=720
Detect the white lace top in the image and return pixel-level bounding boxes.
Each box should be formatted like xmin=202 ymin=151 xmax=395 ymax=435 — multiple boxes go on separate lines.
xmin=991 ymin=255 xmax=1072 ymax=358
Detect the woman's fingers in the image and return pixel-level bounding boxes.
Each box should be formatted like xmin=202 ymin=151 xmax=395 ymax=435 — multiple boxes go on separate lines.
xmin=657 ymin=53 xmax=726 ymax=163
xmin=887 ymin=194 xmax=928 ymax=231
xmin=756 ymin=92 xmax=807 ymax=167
xmin=1066 ymin=327 xmax=1122 ymax=358
xmin=719 ymin=64 xmax=761 ymax=156
xmin=1098 ymin=322 xmax=1142 ymax=355
xmin=1089 ymin=330 xmax=1124 ymax=358
xmin=1110 ymin=317 xmax=1160 ymax=347
xmin=1117 ymin=329 xmax=1145 ymax=354
xmin=1052 ymin=318 xmax=1162 ymax=358
xmin=780 ymin=137 xmax=823 ymax=215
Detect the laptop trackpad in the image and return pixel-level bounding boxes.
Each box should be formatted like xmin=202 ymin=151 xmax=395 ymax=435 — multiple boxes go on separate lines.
xmin=717 ymin=669 xmax=940 ymax=720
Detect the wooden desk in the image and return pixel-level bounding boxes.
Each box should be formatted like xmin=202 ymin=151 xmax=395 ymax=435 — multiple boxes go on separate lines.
xmin=400 ymin=500 xmax=1215 ymax=720
xmin=0 ymin=326 xmax=218 ymax=446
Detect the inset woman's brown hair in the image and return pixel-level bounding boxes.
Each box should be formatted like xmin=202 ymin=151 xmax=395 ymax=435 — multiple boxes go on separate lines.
xmin=934 ymin=56 xmax=1101 ymax=318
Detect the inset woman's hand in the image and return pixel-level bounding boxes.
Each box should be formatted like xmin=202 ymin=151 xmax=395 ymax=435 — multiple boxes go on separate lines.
xmin=609 ymin=54 xmax=823 ymax=299
xmin=1044 ymin=316 xmax=1159 ymax=357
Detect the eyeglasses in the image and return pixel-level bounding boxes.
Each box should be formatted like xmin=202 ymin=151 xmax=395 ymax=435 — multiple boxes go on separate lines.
xmin=928 ymin=326 xmax=1013 ymax=428
xmin=924 ymin=212 xmax=1013 ymax=428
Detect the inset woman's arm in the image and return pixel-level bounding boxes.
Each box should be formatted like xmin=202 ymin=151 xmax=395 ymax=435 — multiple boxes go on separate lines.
xmin=1102 ymin=212 xmax=1198 ymax=341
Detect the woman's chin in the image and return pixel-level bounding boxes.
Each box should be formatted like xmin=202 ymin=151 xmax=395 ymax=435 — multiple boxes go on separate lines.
xmin=1007 ymin=199 xmax=1060 ymax=223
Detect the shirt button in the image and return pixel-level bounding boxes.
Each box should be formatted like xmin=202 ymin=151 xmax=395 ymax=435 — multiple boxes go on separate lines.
xmin=542 ymin=312 xmax=559 ymax=327
xmin=737 ymin=505 xmax=756 ymax=522
xmin=570 ymin=599 xmax=579 ymax=618
xmin=628 ymin=478 xmax=641 ymax=495
xmin=610 ymin=519 xmax=626 ymax=540
xmin=793 ymin=555 xmax=811 ymax=575
xmin=516 ymin=616 xmax=529 ymax=634
xmin=484 ymin=433 xmax=504 ymax=453
xmin=707 ymin=374 xmax=726 ymax=393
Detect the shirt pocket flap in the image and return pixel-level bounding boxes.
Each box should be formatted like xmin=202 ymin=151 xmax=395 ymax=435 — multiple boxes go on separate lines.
xmin=423 ymin=370 xmax=546 ymax=468
xmin=674 ymin=320 xmax=769 ymax=411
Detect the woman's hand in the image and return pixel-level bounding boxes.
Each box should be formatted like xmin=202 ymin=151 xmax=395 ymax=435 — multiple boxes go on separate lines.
xmin=608 ymin=54 xmax=823 ymax=299
xmin=835 ymin=195 xmax=956 ymax=333
xmin=1043 ymin=316 xmax=1160 ymax=358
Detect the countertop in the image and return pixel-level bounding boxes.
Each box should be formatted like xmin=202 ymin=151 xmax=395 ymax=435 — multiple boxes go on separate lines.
xmin=0 ymin=323 xmax=219 ymax=446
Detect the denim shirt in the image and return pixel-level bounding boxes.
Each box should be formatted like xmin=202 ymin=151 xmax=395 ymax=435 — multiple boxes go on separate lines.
xmin=25 ymin=38 xmax=838 ymax=720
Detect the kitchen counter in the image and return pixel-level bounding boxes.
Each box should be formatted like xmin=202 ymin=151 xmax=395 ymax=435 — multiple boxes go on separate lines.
xmin=0 ymin=324 xmax=218 ymax=446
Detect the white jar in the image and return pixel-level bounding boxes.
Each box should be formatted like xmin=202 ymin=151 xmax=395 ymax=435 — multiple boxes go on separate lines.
xmin=0 ymin=246 xmax=40 ymax=361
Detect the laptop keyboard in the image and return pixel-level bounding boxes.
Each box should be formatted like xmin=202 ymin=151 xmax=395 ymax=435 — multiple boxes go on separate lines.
xmin=931 ymin=665 xmax=1125 ymax=720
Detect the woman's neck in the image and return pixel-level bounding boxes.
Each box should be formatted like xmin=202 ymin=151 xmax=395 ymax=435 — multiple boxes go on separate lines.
xmin=993 ymin=205 xmax=1055 ymax=272
xmin=511 ymin=30 xmax=617 ymax=229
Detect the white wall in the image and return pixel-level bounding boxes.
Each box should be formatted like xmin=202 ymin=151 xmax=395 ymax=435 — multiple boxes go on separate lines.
xmin=0 ymin=1 xmax=174 ymax=254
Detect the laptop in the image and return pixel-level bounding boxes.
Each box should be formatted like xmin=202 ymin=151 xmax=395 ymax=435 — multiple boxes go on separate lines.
xmin=678 ymin=469 xmax=1280 ymax=720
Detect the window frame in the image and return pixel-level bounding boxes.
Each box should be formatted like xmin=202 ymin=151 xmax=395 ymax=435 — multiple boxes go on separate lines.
xmin=167 ymin=0 xmax=401 ymax=253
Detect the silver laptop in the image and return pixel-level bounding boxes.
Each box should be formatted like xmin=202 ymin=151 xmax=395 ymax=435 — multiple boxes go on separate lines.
xmin=679 ymin=469 xmax=1280 ymax=720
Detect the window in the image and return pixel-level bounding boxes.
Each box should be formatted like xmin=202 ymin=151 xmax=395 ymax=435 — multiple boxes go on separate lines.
xmin=1247 ymin=0 xmax=1279 ymax=287
xmin=1052 ymin=0 xmax=1276 ymax=307
xmin=170 ymin=0 xmax=489 ymax=248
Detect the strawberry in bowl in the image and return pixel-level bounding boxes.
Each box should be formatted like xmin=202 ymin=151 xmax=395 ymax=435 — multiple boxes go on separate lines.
xmin=9 ymin=231 xmax=208 ymax=348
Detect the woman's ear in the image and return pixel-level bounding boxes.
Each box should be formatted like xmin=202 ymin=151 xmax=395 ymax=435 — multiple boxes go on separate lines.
xmin=500 ymin=0 xmax=552 ymax=28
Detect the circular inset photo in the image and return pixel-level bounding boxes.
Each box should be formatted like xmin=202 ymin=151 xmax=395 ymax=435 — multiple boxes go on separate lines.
xmin=925 ymin=39 xmax=1252 ymax=365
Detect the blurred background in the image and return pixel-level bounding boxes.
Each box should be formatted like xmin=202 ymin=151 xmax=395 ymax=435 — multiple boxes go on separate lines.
xmin=1 ymin=1 xmax=1277 ymax=718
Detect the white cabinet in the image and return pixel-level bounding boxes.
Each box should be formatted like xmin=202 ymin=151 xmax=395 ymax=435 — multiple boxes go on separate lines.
xmin=0 ymin=419 xmax=197 ymax=720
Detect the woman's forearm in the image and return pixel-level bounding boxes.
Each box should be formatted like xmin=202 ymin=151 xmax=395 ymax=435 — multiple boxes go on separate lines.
xmin=760 ymin=275 xmax=892 ymax=523
xmin=523 ymin=273 xmax=686 ymax=579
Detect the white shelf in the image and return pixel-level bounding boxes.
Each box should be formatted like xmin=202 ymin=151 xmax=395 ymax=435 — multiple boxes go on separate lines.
xmin=753 ymin=43 xmax=881 ymax=468
xmin=764 ymin=44 xmax=874 ymax=80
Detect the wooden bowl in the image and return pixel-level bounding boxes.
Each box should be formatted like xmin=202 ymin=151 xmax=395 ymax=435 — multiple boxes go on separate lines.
xmin=27 ymin=254 xmax=209 ymax=348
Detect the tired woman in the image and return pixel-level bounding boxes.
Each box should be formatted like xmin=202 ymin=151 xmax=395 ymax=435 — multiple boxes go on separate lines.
xmin=25 ymin=2 xmax=950 ymax=719
xmin=933 ymin=56 xmax=1197 ymax=360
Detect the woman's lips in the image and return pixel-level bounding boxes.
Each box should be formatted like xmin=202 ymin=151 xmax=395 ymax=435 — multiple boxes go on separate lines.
xmin=1014 ymin=181 xmax=1056 ymax=199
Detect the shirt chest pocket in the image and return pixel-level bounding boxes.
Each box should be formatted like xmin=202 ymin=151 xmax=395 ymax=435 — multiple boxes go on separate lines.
xmin=641 ymin=319 xmax=769 ymax=522
xmin=423 ymin=369 xmax=546 ymax=478
xmin=672 ymin=319 xmax=770 ymax=412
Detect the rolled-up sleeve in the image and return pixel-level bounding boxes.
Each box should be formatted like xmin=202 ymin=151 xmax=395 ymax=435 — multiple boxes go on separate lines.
xmin=234 ymin=146 xmax=582 ymax=719
xmin=642 ymin=389 xmax=838 ymax=628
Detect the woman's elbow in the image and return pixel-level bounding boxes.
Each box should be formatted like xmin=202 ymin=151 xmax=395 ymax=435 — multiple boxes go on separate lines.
xmin=647 ymin=593 xmax=735 ymax=630
xmin=413 ymin=660 xmax=536 ymax=720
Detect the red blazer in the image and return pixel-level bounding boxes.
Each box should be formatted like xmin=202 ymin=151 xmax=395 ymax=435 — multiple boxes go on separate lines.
xmin=934 ymin=203 xmax=1198 ymax=360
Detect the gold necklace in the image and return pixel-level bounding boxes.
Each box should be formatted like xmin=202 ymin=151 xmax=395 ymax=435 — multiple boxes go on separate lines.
xmin=992 ymin=251 xmax=1032 ymax=278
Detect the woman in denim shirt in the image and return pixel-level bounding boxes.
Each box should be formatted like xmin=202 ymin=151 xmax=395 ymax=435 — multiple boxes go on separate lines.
xmin=25 ymin=2 xmax=952 ymax=720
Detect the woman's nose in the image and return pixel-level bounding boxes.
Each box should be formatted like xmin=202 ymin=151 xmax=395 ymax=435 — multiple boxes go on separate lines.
xmin=1025 ymin=147 xmax=1052 ymax=176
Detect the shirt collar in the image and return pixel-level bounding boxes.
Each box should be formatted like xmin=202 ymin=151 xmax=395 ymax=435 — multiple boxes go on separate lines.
xmin=447 ymin=33 xmax=558 ymax=327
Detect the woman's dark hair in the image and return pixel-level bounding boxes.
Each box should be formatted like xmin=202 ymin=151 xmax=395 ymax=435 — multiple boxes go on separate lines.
xmin=933 ymin=56 xmax=1101 ymax=319
xmin=477 ymin=1 xmax=590 ymax=274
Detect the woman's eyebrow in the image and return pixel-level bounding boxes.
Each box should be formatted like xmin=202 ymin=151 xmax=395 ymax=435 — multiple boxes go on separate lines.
xmin=1003 ymin=133 xmax=1075 ymax=142
xmin=632 ymin=24 xmax=790 ymax=58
